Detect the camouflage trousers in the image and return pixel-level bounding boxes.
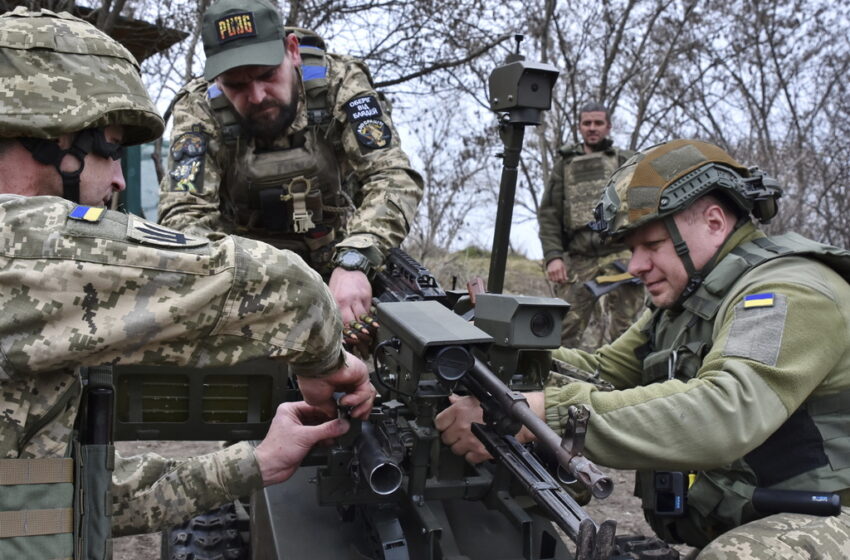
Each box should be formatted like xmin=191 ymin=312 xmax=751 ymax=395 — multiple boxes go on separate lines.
xmin=551 ymin=254 xmax=645 ymax=351
xmin=696 ymin=508 xmax=850 ymax=559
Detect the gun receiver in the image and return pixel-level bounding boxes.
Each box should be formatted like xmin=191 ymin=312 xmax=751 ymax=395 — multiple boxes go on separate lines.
xmin=374 ymin=247 xmax=446 ymax=303
xmin=372 ymin=299 xmax=616 ymax=558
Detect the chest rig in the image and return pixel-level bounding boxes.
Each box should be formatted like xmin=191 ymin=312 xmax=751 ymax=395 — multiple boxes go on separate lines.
xmin=563 ymin=148 xmax=629 ymax=235
xmin=636 ymin=233 xmax=850 ymax=545
xmin=0 ymin=367 xmax=113 ymax=559
xmin=208 ymin=31 xmax=353 ymax=269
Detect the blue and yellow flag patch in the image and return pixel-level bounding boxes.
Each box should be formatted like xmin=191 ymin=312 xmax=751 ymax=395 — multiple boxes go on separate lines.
xmin=743 ymin=292 xmax=775 ymax=308
xmin=68 ymin=206 xmax=104 ymax=223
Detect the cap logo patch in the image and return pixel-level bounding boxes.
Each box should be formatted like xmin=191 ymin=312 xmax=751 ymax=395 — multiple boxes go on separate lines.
xmin=216 ymin=12 xmax=257 ymax=43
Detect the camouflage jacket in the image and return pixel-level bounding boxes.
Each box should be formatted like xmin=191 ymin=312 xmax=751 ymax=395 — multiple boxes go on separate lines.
xmin=157 ymin=52 xmax=423 ymax=270
xmin=537 ymin=142 xmax=633 ymax=264
xmin=0 ymin=195 xmax=344 ymax=535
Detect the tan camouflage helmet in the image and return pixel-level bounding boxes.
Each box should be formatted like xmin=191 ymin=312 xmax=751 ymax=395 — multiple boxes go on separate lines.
xmin=0 ymin=8 xmax=164 ymax=145
xmin=591 ymin=139 xmax=782 ymax=238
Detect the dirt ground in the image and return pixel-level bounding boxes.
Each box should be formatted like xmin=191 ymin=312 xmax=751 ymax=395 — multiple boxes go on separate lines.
xmin=112 ymin=440 xmax=695 ymax=560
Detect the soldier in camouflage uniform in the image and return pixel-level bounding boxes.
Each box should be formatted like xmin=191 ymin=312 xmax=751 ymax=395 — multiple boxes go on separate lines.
xmin=440 ymin=140 xmax=850 ymax=558
xmin=0 ymin=8 xmax=375 ymax=554
xmin=537 ymin=102 xmax=644 ymax=349
xmin=158 ymin=0 xmax=423 ymax=333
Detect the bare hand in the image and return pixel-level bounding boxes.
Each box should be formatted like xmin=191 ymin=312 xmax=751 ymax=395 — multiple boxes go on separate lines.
xmin=546 ymin=258 xmax=568 ymax=284
xmin=254 ymin=401 xmax=350 ymax=486
xmin=297 ymin=350 xmax=375 ymax=420
xmin=434 ymin=394 xmax=492 ymax=464
xmin=329 ymin=267 xmax=372 ymax=324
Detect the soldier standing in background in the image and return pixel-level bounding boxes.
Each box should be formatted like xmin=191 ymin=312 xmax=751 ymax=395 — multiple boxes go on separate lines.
xmin=537 ymin=102 xmax=644 ymax=349
xmin=158 ymin=0 xmax=423 ymax=337
xmin=0 ymin=8 xmax=374 ymax=555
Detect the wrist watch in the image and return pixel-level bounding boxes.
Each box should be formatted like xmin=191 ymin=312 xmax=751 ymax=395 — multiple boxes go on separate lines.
xmin=334 ymin=249 xmax=373 ymax=276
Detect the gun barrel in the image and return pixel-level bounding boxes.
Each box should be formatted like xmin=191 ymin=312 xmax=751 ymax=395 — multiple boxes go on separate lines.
xmin=355 ymin=421 xmax=403 ymax=496
xmin=470 ymin=359 xmax=613 ymax=499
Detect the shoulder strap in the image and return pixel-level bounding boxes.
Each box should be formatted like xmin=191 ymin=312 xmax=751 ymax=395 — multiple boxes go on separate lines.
xmin=685 ymin=233 xmax=850 ymax=320
xmin=287 ymin=27 xmax=332 ymax=127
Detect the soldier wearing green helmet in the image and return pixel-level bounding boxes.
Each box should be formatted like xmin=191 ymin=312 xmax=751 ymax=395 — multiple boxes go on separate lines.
xmin=0 ymin=8 xmax=374 ymax=559
xmin=439 ymin=139 xmax=850 ymax=558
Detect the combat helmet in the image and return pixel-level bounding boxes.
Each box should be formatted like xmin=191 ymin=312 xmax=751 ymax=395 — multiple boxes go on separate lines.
xmin=0 ymin=8 xmax=164 ymax=201
xmin=590 ymin=139 xmax=782 ymax=301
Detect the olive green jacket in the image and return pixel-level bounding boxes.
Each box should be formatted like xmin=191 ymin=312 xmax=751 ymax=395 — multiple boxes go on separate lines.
xmin=547 ymin=223 xmax=850 ymax=543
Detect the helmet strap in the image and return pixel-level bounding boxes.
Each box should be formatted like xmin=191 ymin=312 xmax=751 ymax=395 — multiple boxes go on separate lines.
xmin=19 ymin=130 xmax=100 ymax=204
xmin=663 ymin=216 xmax=704 ymax=305
xmin=664 ymin=209 xmax=749 ymax=307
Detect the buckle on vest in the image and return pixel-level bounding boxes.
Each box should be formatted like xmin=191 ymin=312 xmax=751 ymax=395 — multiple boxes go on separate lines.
xmin=281 ymin=176 xmax=317 ymax=233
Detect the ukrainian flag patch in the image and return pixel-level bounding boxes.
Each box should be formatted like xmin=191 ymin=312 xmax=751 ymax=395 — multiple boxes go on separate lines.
xmin=68 ymin=206 xmax=105 ymax=223
xmin=743 ymin=292 xmax=775 ymax=308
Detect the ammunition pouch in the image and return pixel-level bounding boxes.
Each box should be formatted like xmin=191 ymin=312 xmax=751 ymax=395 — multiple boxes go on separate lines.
xmin=0 ymin=457 xmax=75 ymax=559
xmin=74 ymin=440 xmax=113 ymax=560
xmin=75 ymin=366 xmax=115 ymax=560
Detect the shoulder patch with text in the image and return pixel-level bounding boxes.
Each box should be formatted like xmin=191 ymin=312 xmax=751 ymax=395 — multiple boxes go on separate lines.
xmin=216 ymin=12 xmax=256 ymax=43
xmin=354 ymin=119 xmax=391 ymax=149
xmin=127 ymin=215 xmax=208 ymax=248
xmin=344 ymin=96 xmax=383 ymax=122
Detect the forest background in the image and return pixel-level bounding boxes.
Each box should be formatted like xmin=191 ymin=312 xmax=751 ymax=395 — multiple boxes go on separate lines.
xmin=5 ymin=0 xmax=848 ymax=263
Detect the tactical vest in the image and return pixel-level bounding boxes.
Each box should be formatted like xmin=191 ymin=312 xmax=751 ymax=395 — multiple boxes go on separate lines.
xmin=563 ymin=148 xmax=630 ymax=235
xmin=208 ymin=30 xmax=352 ymax=271
xmin=635 ymin=233 xmax=850 ymax=546
xmin=0 ymin=367 xmax=114 ymax=559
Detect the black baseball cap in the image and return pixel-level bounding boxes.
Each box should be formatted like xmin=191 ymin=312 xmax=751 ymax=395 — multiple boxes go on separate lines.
xmin=202 ymin=0 xmax=286 ymax=80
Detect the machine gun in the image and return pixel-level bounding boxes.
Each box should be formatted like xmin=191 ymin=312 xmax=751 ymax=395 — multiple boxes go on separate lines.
xmin=114 ymin=32 xmax=681 ymax=560
xmin=307 ymin=35 xmax=616 ymax=559
xmin=373 ymin=247 xmax=446 ymax=303
xmin=310 ymin=284 xmax=618 ymax=560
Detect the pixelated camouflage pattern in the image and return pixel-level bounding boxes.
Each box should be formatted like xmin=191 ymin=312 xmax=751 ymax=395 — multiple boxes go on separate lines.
xmin=595 ymin=139 xmax=750 ymax=238
xmin=551 ymin=254 xmax=644 ymax=350
xmin=158 ymin=52 xmax=423 ymax=267
xmin=0 ymin=8 xmax=163 ymax=145
xmin=0 ymin=195 xmax=343 ymax=530
xmin=111 ymin=441 xmax=260 ymax=536
xmin=697 ymin=509 xmax=850 ymax=559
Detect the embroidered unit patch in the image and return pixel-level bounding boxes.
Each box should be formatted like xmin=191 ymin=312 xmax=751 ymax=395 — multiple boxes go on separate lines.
xmin=68 ymin=206 xmax=105 ymax=223
xmin=354 ymin=119 xmax=391 ymax=149
xmin=344 ymin=96 xmax=382 ymax=121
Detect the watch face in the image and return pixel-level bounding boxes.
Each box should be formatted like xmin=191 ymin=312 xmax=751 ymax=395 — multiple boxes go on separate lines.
xmin=339 ymin=251 xmax=369 ymax=271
